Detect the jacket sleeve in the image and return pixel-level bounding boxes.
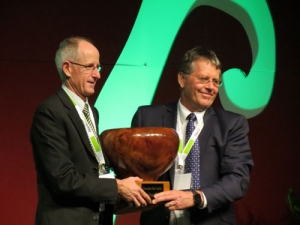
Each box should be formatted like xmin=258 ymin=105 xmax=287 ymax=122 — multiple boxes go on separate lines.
xmin=201 ymin=113 xmax=253 ymax=212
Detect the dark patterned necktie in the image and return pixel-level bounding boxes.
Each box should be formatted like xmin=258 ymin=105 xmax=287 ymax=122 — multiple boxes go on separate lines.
xmin=184 ymin=113 xmax=201 ymax=190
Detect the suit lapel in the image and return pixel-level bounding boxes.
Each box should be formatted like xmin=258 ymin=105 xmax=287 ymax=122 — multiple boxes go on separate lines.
xmin=199 ymin=107 xmax=216 ymax=154
xmin=163 ymin=103 xmax=177 ymax=129
xmin=56 ymin=88 xmax=97 ymax=159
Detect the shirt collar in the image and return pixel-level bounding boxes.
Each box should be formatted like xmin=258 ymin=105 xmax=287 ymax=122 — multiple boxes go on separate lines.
xmin=62 ymin=84 xmax=88 ymax=111
xmin=177 ymin=99 xmax=206 ymax=124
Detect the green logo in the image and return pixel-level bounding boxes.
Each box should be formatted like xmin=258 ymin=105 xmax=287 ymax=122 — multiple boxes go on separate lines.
xmin=95 ymin=0 xmax=275 ymax=133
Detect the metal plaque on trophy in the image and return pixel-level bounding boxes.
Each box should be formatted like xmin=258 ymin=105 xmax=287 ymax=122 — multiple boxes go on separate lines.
xmin=99 ymin=127 xmax=179 ymax=215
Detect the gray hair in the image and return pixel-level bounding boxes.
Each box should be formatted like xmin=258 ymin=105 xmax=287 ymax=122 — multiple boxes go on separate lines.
xmin=178 ymin=46 xmax=222 ymax=75
xmin=55 ymin=36 xmax=92 ymax=82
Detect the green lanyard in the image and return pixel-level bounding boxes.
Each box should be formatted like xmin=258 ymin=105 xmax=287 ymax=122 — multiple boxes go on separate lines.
xmin=176 ymin=114 xmax=204 ymax=170
xmin=66 ymin=93 xmax=105 ymax=169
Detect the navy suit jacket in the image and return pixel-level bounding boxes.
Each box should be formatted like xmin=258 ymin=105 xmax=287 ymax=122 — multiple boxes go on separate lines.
xmin=131 ymin=102 xmax=253 ymax=225
xmin=30 ymin=88 xmax=118 ymax=225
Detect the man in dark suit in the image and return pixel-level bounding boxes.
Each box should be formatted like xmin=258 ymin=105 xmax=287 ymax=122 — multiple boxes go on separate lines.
xmin=30 ymin=36 xmax=151 ymax=225
xmin=132 ymin=46 xmax=254 ymax=225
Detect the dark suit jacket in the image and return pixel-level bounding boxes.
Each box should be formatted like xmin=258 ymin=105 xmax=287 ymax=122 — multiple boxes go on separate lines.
xmin=131 ymin=103 xmax=254 ymax=225
xmin=30 ymin=88 xmax=118 ymax=225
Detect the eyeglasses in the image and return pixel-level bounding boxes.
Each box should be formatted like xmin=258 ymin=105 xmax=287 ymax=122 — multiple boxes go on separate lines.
xmin=183 ymin=73 xmax=223 ymax=87
xmin=69 ymin=61 xmax=102 ymax=72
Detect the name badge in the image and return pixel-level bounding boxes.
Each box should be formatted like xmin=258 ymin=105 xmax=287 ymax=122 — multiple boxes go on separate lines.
xmin=173 ymin=170 xmax=191 ymax=190
xmin=99 ymin=173 xmax=115 ymax=179
xmin=99 ymin=166 xmax=115 ymax=179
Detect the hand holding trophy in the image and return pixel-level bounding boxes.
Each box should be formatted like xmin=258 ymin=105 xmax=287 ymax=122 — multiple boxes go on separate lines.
xmin=99 ymin=127 xmax=179 ymax=214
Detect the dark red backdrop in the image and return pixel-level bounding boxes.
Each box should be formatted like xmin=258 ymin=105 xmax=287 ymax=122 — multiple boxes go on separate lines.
xmin=1 ymin=0 xmax=299 ymax=224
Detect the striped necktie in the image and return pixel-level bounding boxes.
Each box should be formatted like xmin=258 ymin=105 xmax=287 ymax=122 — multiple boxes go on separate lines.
xmin=82 ymin=103 xmax=98 ymax=142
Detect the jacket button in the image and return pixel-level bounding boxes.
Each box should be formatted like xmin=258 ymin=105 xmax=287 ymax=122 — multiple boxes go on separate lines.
xmin=92 ymin=167 xmax=98 ymax=173
xmin=93 ymin=215 xmax=99 ymax=221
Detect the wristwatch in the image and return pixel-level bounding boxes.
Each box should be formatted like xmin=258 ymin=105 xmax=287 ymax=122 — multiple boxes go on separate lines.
xmin=191 ymin=190 xmax=201 ymax=207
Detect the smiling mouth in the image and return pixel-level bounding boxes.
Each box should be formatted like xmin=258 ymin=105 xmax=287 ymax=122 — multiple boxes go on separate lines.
xmin=88 ymin=80 xmax=96 ymax=85
xmin=199 ymin=91 xmax=212 ymax=96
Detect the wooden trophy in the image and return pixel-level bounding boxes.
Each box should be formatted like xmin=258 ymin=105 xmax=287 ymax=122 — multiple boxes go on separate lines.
xmin=99 ymin=127 xmax=179 ymax=215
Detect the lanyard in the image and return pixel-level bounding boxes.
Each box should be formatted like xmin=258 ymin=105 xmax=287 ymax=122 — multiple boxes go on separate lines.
xmin=67 ymin=94 xmax=106 ymax=170
xmin=176 ymin=114 xmax=204 ymax=170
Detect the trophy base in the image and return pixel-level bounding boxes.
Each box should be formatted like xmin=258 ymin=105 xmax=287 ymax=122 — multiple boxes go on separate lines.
xmin=136 ymin=181 xmax=170 ymax=198
xmin=113 ymin=181 xmax=170 ymax=215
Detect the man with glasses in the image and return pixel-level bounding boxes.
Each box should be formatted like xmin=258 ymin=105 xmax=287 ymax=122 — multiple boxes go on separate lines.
xmin=131 ymin=46 xmax=253 ymax=225
xmin=30 ymin=36 xmax=151 ymax=225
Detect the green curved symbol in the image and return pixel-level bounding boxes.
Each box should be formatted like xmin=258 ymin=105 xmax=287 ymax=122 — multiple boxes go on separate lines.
xmin=215 ymin=1 xmax=276 ymax=118
xmin=95 ymin=0 xmax=275 ymax=133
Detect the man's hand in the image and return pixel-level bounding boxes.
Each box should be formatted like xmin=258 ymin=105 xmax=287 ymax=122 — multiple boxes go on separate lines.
xmin=152 ymin=190 xmax=197 ymax=210
xmin=116 ymin=177 xmax=152 ymax=207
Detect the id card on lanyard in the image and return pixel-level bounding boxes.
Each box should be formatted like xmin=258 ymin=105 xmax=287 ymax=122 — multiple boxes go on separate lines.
xmin=173 ymin=114 xmax=204 ymax=190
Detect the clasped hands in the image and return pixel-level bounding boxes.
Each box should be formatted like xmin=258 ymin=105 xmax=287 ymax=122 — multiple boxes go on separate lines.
xmin=117 ymin=177 xmax=201 ymax=210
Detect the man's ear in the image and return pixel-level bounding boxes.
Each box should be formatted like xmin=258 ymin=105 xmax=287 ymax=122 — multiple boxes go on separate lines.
xmin=62 ymin=61 xmax=71 ymax=78
xmin=178 ymin=72 xmax=186 ymax=89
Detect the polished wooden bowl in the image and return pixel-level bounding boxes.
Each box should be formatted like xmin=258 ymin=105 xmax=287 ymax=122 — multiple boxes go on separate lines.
xmin=99 ymin=127 xmax=179 ymax=215
xmin=100 ymin=127 xmax=179 ymax=181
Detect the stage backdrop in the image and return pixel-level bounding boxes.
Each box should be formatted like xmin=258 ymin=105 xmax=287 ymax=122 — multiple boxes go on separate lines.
xmin=0 ymin=0 xmax=299 ymax=224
